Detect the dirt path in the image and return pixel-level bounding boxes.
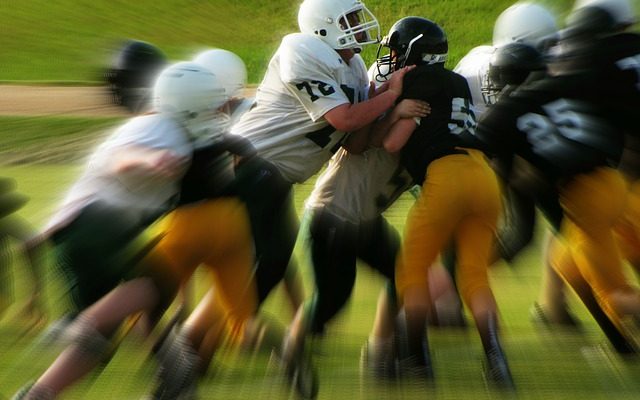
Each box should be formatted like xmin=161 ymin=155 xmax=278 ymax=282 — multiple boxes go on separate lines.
xmin=0 ymin=85 xmax=257 ymax=117
xmin=0 ymin=85 xmax=259 ymax=163
xmin=0 ymin=85 xmax=128 ymax=117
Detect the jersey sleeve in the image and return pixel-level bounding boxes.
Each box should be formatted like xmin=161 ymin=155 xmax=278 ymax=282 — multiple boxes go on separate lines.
xmin=279 ymin=34 xmax=352 ymax=122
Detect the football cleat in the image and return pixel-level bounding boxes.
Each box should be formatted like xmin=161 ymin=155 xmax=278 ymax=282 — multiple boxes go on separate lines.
xmin=484 ymin=346 xmax=516 ymax=391
xmin=482 ymin=314 xmax=516 ymax=391
xmin=150 ymin=329 xmax=200 ymax=400
xmin=359 ymin=340 xmax=398 ymax=380
xmin=280 ymin=331 xmax=319 ymax=399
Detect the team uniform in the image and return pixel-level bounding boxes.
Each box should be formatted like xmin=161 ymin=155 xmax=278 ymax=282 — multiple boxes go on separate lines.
xmin=45 ymin=114 xmax=193 ymax=311
xmin=144 ymin=99 xmax=261 ymax=353
xmin=393 ymin=64 xmax=501 ymax=317
xmin=230 ymin=32 xmax=369 ymax=302
xmin=475 ymin=63 xmax=635 ymax=336
xmin=304 ymin=146 xmax=411 ymax=333
xmin=582 ymin=32 xmax=640 ymax=268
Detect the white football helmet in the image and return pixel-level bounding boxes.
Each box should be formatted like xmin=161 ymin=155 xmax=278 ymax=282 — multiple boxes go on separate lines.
xmin=193 ymin=49 xmax=247 ymax=99
xmin=298 ymin=0 xmax=380 ymax=50
xmin=493 ymin=2 xmax=558 ymax=48
xmin=153 ymin=61 xmax=229 ymax=145
xmin=572 ymin=0 xmax=637 ymax=28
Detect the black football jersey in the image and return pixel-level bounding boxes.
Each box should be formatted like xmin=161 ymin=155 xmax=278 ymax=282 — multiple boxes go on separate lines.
xmin=397 ymin=64 xmax=482 ymax=184
xmin=476 ymin=73 xmax=625 ymax=184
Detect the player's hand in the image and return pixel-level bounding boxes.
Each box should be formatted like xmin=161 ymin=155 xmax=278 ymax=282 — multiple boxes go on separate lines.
xmin=394 ymin=99 xmax=430 ymax=119
xmin=387 ymin=65 xmax=415 ymax=97
xmin=369 ymin=80 xmax=390 ymax=99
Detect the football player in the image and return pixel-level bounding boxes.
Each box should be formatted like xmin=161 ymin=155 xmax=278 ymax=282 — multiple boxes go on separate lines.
xmin=371 ymin=17 xmax=514 ymax=389
xmin=194 ymin=47 xmax=305 ymax=319
xmin=299 ymin=93 xmax=430 ymax=379
xmin=475 ymin=0 xmax=640 ymax=359
xmin=454 ymin=1 xmax=558 ymax=116
xmin=450 ymin=3 xmax=566 ymax=328
xmin=146 ymin=50 xmax=302 ymax=399
xmin=226 ymin=0 xmax=416 ymax=397
xmin=475 ymin=31 xmax=640 ymax=354
xmin=528 ymin=0 xmax=640 ymax=348
xmin=12 ymin=61 xmax=237 ymax=400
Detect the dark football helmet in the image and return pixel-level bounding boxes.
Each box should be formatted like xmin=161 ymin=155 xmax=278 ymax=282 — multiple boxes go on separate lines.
xmin=482 ymin=42 xmax=546 ymax=105
xmin=374 ymin=16 xmax=447 ymax=80
xmin=104 ymin=40 xmax=168 ymax=113
xmin=550 ymin=6 xmax=620 ymax=75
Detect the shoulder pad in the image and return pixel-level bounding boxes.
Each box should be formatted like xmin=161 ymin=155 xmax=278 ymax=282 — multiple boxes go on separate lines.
xmin=279 ymin=33 xmax=345 ymax=83
xmin=454 ymin=45 xmax=494 ymax=72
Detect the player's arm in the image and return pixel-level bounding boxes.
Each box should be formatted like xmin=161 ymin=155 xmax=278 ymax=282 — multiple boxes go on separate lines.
xmin=369 ymin=98 xmax=429 ymax=149
xmin=323 ymin=66 xmax=414 ymax=133
xmin=113 ymin=146 xmax=188 ymax=179
xmin=381 ymin=118 xmax=418 ymax=153
xmin=340 ymin=81 xmax=403 ymax=154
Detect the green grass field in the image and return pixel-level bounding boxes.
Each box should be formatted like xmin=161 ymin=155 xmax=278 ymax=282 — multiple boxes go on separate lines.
xmin=2 ymin=0 xmax=640 ymax=398
xmin=1 ymin=0 xmax=574 ymax=84
xmin=2 ymin=147 xmax=640 ymax=399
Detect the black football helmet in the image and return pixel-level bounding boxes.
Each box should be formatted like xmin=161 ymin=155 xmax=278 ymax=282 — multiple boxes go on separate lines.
xmin=374 ymin=16 xmax=448 ymax=80
xmin=482 ymin=42 xmax=546 ymax=105
xmin=104 ymin=40 xmax=168 ymax=113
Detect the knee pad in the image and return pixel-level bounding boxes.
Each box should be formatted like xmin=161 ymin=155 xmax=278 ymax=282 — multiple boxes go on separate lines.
xmin=62 ymin=315 xmax=112 ymax=358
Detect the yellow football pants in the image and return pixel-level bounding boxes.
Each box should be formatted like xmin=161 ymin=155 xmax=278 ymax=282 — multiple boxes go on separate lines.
xmin=554 ymin=167 xmax=631 ymax=316
xmin=150 ymin=198 xmax=258 ymax=327
xmin=396 ymin=150 xmax=502 ymax=309
xmin=614 ymin=179 xmax=640 ymax=267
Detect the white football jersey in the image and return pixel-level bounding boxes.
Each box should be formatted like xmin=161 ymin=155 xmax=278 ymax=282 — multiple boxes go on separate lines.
xmin=46 ymin=114 xmax=193 ymax=232
xmin=453 ymin=45 xmax=494 ymax=118
xmin=306 ymin=147 xmax=412 ymax=224
xmin=230 ymin=33 xmax=369 ymax=183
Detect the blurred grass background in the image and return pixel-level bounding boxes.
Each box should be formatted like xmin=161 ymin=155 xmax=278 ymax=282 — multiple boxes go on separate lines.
xmin=1 ymin=0 xmax=574 ymax=84
xmin=3 ymin=0 xmax=640 ymax=399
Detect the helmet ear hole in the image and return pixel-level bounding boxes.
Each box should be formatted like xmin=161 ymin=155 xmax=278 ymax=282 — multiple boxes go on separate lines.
xmin=319 ymin=29 xmax=327 ymax=36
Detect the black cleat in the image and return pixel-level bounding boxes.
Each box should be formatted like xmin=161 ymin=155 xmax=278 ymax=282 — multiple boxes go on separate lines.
xmin=359 ymin=340 xmax=398 ymax=380
xmin=394 ymin=312 xmax=434 ymax=382
xmin=484 ymin=346 xmax=516 ymax=391
xmin=150 ymin=329 xmax=200 ymax=400
xmin=280 ymin=332 xmax=319 ymax=400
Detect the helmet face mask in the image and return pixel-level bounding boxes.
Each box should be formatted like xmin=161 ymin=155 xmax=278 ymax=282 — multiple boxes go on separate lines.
xmin=298 ymin=0 xmax=380 ymax=51
xmin=375 ymin=17 xmax=448 ymax=79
